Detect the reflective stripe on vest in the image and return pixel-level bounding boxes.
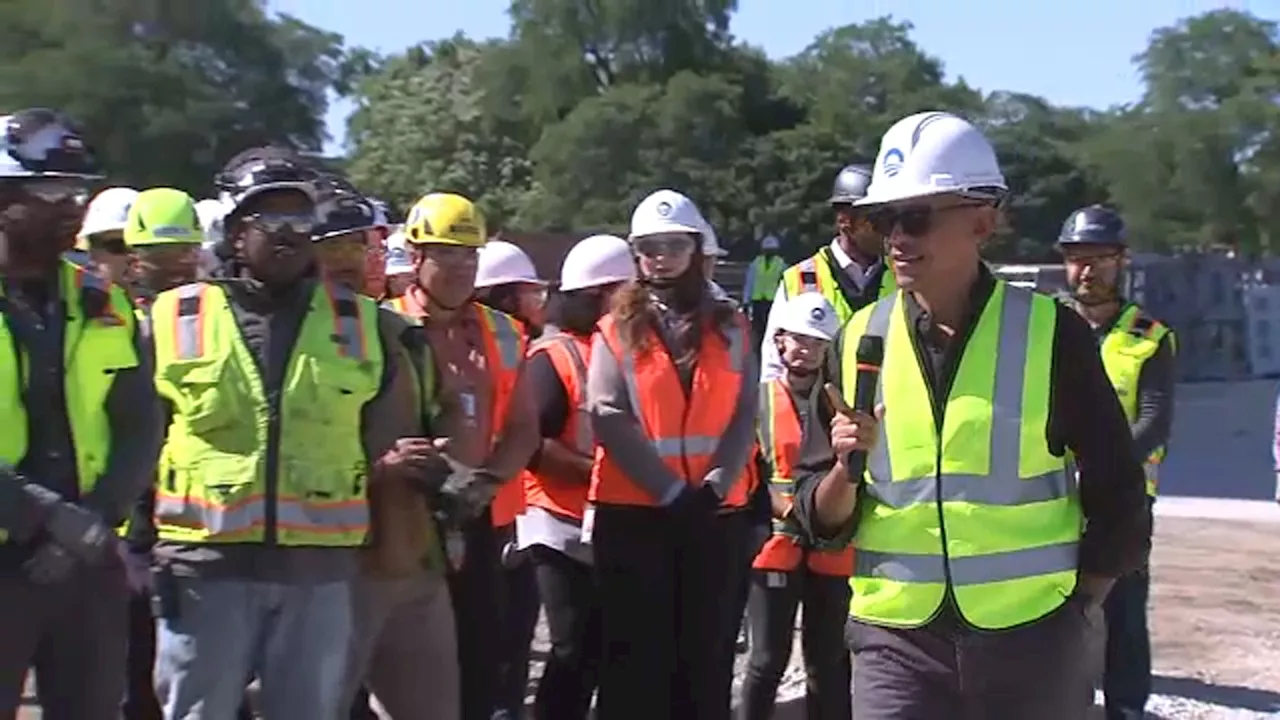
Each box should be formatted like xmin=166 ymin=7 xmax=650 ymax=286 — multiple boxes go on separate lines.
xmin=840 ymin=282 xmax=1080 ymax=630
xmin=475 ymin=304 xmax=530 ymax=527
xmin=526 ymin=332 xmax=593 ymax=520
xmin=1100 ymin=303 xmax=1173 ymax=497
xmin=152 ymin=282 xmax=382 ymax=546
xmin=781 ymin=250 xmax=896 ymax=326
xmin=0 ymin=261 xmax=138 ymax=544
xmin=590 ymin=312 xmax=755 ymax=507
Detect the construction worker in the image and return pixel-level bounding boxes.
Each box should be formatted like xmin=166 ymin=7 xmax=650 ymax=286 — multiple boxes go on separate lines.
xmin=741 ymin=234 xmax=784 ymax=344
xmin=587 ymin=189 xmax=758 ymax=720
xmin=314 ymin=191 xmax=381 ymax=292
xmin=702 ymin=221 xmax=734 ymax=303
xmin=149 ymin=147 xmax=420 ymax=720
xmin=739 ymin=292 xmax=852 ymax=720
xmin=1057 ymin=204 xmax=1176 ymax=720
xmin=473 ymin=238 xmax=548 ymax=718
xmin=0 ymin=108 xmax=162 ymax=717
xmin=117 ymin=187 xmax=205 ymax=720
xmin=73 ymin=185 xmax=139 ymax=282
xmin=383 ymin=229 xmax=415 ymax=300
xmin=760 ymin=164 xmax=896 ymax=381
xmin=791 ymin=112 xmax=1151 ymax=718
xmin=373 ymin=192 xmax=539 ymax=720
xmin=520 ymin=234 xmax=634 ymax=718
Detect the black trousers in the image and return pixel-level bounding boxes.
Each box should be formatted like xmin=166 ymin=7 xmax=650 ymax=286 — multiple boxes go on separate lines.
xmin=1103 ymin=567 xmax=1151 ymax=720
xmin=124 ymin=588 xmax=163 ymax=720
xmin=447 ymin=511 xmax=505 ymax=720
xmin=531 ymin=546 xmax=600 ymax=720
xmin=497 ymin=543 xmax=541 ymax=717
xmin=749 ymin=301 xmax=772 ymax=349
xmin=593 ymin=505 xmax=748 ymax=720
xmin=848 ymin=599 xmax=1096 ymax=720
xmin=740 ymin=569 xmax=852 ymax=720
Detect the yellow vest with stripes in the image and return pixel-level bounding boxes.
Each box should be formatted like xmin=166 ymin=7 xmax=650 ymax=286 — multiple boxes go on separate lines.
xmin=840 ymin=282 xmax=1081 ymax=630
xmin=0 ymin=260 xmax=138 ymax=543
xmin=782 ymin=249 xmax=896 ymax=326
xmin=1100 ymin=303 xmax=1173 ymax=497
xmin=151 ymin=282 xmax=383 ymax=546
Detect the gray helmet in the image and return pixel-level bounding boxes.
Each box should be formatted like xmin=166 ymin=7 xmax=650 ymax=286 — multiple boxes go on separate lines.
xmin=828 ymin=164 xmax=872 ymax=205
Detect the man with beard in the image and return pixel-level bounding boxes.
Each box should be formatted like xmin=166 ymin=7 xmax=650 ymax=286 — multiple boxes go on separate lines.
xmin=0 ymin=108 xmax=162 ymax=718
xmin=760 ymin=165 xmax=896 ymax=381
xmin=1057 ymin=204 xmax=1175 ymax=720
xmin=148 ymin=147 xmax=420 ymax=720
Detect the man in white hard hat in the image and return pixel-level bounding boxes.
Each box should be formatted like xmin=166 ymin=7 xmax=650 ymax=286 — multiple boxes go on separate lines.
xmin=75 ymin=186 xmax=140 ymax=282
xmin=699 ymin=220 xmax=734 ymax=303
xmin=382 ymin=230 xmax=415 ymax=300
xmin=790 ymin=111 xmax=1150 ymax=718
xmin=741 ymin=234 xmax=784 ymax=345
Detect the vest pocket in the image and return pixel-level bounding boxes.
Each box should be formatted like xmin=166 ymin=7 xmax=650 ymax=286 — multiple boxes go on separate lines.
xmin=162 ymin=358 xmax=243 ymax=437
xmin=158 ymin=456 xmax=261 ymax=539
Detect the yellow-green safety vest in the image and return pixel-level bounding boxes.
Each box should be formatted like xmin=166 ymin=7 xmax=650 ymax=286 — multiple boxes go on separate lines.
xmin=0 ymin=260 xmax=138 ymax=543
xmin=782 ymin=249 xmax=896 ymax=326
xmin=748 ymin=255 xmax=785 ymax=302
xmin=840 ymin=282 xmax=1081 ymax=630
xmin=1100 ymin=303 xmax=1174 ymax=497
xmin=151 ymin=281 xmax=383 ymax=546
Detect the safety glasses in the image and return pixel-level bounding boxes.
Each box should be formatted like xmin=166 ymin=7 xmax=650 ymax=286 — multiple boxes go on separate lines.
xmin=865 ymin=202 xmax=990 ymax=237
xmin=241 ymin=211 xmax=318 ymax=236
xmin=633 ymin=233 xmax=695 ymax=258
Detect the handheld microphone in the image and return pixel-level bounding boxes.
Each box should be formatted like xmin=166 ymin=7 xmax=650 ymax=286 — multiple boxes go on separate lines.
xmin=843 ymin=334 xmax=884 ymax=484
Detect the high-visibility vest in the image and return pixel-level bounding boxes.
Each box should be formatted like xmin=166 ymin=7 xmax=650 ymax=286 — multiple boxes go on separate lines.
xmin=384 ymin=297 xmax=529 ymax=527
xmin=151 ymin=281 xmax=383 ymax=546
xmin=840 ymin=282 xmax=1080 ymax=630
xmin=0 ymin=260 xmax=139 ymax=544
xmin=589 ymin=312 xmax=756 ymax=508
xmin=748 ymin=255 xmax=785 ymax=302
xmin=1100 ymin=303 xmax=1173 ymax=497
xmin=753 ymin=378 xmax=854 ymax=576
xmin=525 ymin=331 xmax=593 ymax=521
xmin=781 ymin=248 xmax=896 ymax=326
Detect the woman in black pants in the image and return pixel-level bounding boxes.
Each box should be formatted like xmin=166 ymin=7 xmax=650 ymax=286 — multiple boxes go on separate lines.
xmin=587 ymin=191 xmax=759 ymax=720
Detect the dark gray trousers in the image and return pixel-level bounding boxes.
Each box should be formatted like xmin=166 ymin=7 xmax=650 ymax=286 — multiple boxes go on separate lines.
xmin=0 ymin=564 xmax=129 ymax=719
xmin=848 ymin=597 xmax=1099 ymax=720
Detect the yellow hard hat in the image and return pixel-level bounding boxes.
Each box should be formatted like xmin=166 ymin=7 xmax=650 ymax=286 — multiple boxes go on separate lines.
xmin=403 ymin=192 xmax=486 ymax=247
xmin=125 ymin=187 xmax=202 ymax=247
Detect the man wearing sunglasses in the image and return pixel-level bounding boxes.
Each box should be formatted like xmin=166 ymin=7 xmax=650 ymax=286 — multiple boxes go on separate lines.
xmin=0 ymin=108 xmax=163 ymax=718
xmin=72 ymin=185 xmax=139 ymax=283
xmin=1057 ymin=204 xmax=1175 ymax=720
xmin=790 ymin=111 xmax=1151 ymax=719
xmin=760 ymin=164 xmax=897 ymax=382
xmin=147 ymin=147 xmax=420 ymax=720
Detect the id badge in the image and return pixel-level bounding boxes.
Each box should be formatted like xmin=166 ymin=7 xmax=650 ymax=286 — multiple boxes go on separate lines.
xmin=580 ymin=504 xmax=596 ymax=545
xmin=460 ymin=391 xmax=477 ymax=420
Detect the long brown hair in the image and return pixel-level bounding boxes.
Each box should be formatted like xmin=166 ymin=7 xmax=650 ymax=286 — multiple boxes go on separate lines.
xmin=609 ymin=277 xmax=738 ymax=366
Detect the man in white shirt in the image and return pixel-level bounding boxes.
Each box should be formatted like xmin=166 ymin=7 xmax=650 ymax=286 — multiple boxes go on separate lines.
xmin=758 ymin=164 xmax=895 ymax=381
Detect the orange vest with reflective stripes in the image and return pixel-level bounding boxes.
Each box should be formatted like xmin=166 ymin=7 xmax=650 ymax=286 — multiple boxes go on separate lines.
xmin=524 ymin=332 xmax=593 ymax=520
xmin=589 ymin=312 xmax=755 ymax=508
xmin=753 ymin=378 xmax=854 ymax=576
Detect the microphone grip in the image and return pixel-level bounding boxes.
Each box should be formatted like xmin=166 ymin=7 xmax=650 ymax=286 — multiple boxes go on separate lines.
xmin=842 ymin=365 xmax=880 ymax=483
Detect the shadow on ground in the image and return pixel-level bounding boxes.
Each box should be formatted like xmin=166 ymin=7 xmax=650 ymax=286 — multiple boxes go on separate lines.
xmin=1152 ymin=674 xmax=1280 ymax=713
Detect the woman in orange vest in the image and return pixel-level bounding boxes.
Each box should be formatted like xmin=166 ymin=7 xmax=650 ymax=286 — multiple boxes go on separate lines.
xmin=740 ymin=292 xmax=853 ymax=720
xmin=587 ymin=190 xmax=760 ymax=720
xmin=519 ymin=234 xmax=635 ymax=718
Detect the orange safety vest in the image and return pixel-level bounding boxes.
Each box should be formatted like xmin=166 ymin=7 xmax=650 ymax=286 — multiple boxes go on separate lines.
xmin=589 ymin=311 xmax=755 ymax=508
xmin=524 ymin=332 xmax=593 ymax=520
xmin=752 ymin=378 xmax=854 ymax=576
xmin=385 ymin=295 xmax=529 ymax=527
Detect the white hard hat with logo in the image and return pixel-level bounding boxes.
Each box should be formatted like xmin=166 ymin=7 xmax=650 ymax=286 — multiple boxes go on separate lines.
xmin=560 ymin=234 xmax=636 ymax=292
xmin=384 ymin=229 xmax=414 ymax=276
xmin=475 ymin=240 xmax=546 ymax=289
xmin=630 ymin=189 xmax=710 ymax=242
xmin=77 ymin=186 xmax=139 ymax=242
xmin=775 ymin=292 xmax=839 ymax=342
xmin=856 ymin=111 xmax=1006 ymax=208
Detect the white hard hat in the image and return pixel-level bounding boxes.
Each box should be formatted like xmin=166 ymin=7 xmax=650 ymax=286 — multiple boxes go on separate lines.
xmin=701 ymin=221 xmax=728 ymax=257
xmin=630 ymin=189 xmax=709 ymax=241
xmin=560 ymin=234 xmax=636 ymax=292
xmin=774 ymin=292 xmax=839 ymax=342
xmin=475 ymin=240 xmax=544 ymax=289
xmin=856 ymin=111 xmax=1006 ymax=207
xmin=78 ymin=186 xmax=139 ymax=239
xmin=760 ymin=234 xmax=781 ymax=251
xmin=384 ymin=230 xmax=414 ymax=276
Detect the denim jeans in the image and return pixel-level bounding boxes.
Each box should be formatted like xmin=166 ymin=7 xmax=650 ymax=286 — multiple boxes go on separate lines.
xmin=154 ymin=578 xmax=352 ymax=720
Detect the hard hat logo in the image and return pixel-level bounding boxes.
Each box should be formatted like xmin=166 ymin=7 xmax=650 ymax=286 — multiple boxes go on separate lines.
xmin=882 ymin=149 xmax=905 ymax=178
xmin=656 ymin=201 xmax=673 ymax=217
xmin=810 ymin=307 xmax=826 ymax=322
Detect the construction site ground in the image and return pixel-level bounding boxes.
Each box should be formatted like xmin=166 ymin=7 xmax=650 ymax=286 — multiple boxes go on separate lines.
xmin=18 ymin=511 xmax=1280 ymax=719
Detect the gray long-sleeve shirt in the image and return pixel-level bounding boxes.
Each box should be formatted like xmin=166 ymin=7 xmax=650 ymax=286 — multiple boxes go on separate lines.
xmin=586 ymin=307 xmax=760 ymax=505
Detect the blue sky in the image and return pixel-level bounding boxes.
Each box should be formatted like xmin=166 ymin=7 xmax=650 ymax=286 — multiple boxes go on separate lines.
xmin=269 ymin=0 xmax=1269 ymax=153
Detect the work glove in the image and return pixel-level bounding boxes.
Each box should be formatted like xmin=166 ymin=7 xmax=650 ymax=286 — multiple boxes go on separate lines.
xmin=437 ymin=460 xmax=501 ymax=524
xmin=43 ymin=502 xmax=113 ymax=566
xmin=25 ymin=542 xmax=77 ymax=584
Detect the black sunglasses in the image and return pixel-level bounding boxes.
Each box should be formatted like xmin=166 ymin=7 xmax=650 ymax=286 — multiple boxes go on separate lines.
xmin=241 ymin=212 xmax=318 ymax=235
xmin=866 ymin=202 xmax=991 ymax=237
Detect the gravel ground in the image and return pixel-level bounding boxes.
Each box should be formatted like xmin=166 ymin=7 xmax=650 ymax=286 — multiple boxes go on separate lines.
xmin=19 ymin=517 xmax=1280 ymax=718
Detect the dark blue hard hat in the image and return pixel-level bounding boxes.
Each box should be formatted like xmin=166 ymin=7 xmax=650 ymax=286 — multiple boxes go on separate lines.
xmin=1057 ymin=204 xmax=1126 ymax=248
